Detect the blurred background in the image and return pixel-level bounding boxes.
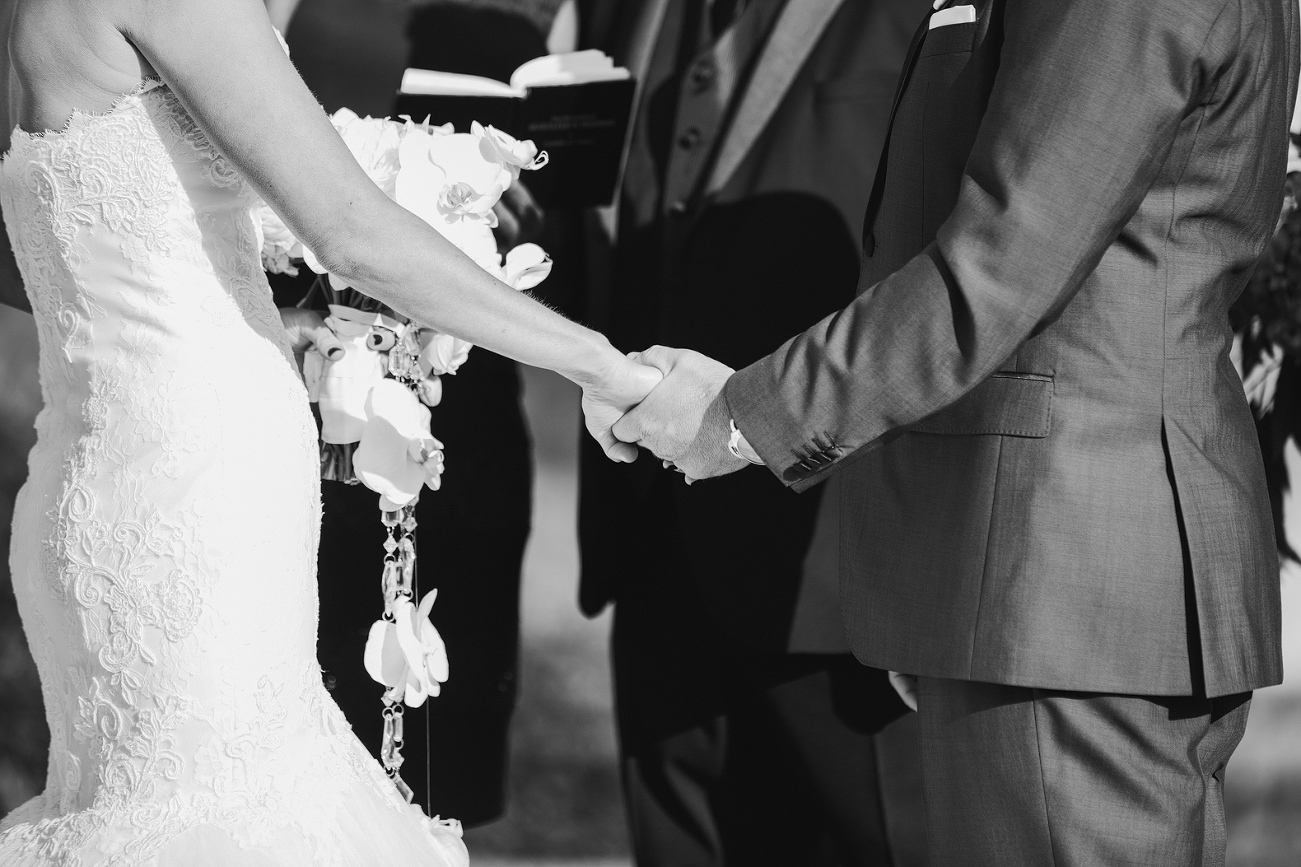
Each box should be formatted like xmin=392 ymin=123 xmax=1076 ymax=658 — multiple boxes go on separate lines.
xmin=3 ymin=1 xmax=1301 ymax=865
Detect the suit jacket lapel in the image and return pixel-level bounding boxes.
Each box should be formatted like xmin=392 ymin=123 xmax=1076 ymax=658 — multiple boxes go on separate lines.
xmin=861 ymin=5 xmax=941 ymax=254
xmin=626 ymin=0 xmax=675 ymax=88
xmin=704 ymin=0 xmax=847 ymax=196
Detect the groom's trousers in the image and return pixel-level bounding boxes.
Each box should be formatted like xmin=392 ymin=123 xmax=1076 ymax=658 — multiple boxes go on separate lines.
xmin=915 ymin=677 xmax=1251 ymax=867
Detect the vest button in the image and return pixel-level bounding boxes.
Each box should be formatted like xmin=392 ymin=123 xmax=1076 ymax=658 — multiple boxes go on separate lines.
xmin=668 ymin=200 xmax=689 ymax=215
xmin=677 ymin=127 xmax=702 ymax=150
xmin=690 ymin=61 xmax=716 ymax=92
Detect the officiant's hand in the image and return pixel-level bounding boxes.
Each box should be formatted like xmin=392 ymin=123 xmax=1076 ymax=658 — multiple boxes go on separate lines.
xmin=612 ymin=346 xmax=748 ymax=483
xmin=492 ymin=182 xmax=545 ymax=252
xmin=279 ymin=307 xmax=344 ymax=373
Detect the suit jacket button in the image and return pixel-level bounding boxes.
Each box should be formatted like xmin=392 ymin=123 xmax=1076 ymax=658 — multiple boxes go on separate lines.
xmin=668 ymin=200 xmax=689 ymax=215
xmin=677 ymin=127 xmax=703 ymax=150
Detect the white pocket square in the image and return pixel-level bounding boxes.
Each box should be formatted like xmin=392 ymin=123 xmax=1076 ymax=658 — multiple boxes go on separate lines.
xmin=930 ymin=5 xmax=976 ymax=29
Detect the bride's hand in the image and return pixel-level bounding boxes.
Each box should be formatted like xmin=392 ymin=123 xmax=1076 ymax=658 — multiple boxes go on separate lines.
xmin=279 ymin=307 xmax=344 ymax=373
xmin=581 ymin=353 xmax=663 ymax=464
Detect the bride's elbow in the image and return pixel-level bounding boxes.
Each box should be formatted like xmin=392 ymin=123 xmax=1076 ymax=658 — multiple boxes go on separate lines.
xmin=302 ymin=213 xmax=395 ymax=291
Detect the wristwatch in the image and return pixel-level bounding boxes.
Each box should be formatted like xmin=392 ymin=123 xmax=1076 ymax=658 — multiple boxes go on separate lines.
xmin=727 ymin=419 xmax=764 ymax=465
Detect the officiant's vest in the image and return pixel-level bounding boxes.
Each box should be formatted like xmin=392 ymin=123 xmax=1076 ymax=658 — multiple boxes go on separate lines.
xmin=619 ymin=0 xmax=786 ymax=235
xmin=577 ymin=0 xmax=929 ymax=652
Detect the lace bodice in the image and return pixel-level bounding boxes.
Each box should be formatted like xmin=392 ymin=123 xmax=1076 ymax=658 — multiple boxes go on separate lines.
xmin=0 ymin=82 xmax=466 ymax=866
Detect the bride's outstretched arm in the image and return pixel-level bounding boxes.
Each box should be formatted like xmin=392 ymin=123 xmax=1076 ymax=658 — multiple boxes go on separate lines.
xmin=124 ymin=0 xmax=656 ymax=460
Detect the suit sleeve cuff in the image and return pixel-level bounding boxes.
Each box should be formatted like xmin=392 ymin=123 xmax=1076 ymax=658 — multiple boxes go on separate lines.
xmin=724 ymin=356 xmax=845 ymax=492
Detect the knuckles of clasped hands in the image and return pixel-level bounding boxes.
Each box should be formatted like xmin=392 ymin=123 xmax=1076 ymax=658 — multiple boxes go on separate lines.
xmin=608 ymin=345 xmax=748 ymax=484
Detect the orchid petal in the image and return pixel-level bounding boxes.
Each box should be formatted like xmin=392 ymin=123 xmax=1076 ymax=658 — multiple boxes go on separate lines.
xmin=416 ymin=376 xmax=443 ymax=407
xmin=396 ymin=127 xmax=451 ymax=228
xmin=428 ymin=133 xmax=512 ymax=197
xmin=405 ymin=671 xmax=429 ymax=708
xmin=503 ymin=244 xmax=553 ymax=291
xmin=363 ymin=620 xmax=409 ymax=688
xmin=394 ymin=597 xmax=446 ymax=706
xmin=314 ymin=318 xmax=387 ymax=445
xmin=353 ymin=381 xmax=436 ymax=508
xmin=418 ymin=588 xmax=438 ymax=619
xmin=300 ymin=244 xmax=327 ymax=275
xmin=418 ymin=331 xmax=474 ymax=377
xmin=412 ymin=593 xmax=450 ymax=686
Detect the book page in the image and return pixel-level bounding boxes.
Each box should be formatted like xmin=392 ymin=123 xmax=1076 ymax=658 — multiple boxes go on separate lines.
xmin=400 ymin=69 xmax=523 ymax=99
xmin=510 ymin=50 xmax=630 ymax=90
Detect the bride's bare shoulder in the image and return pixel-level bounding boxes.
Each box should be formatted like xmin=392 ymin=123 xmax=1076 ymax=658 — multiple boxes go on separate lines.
xmin=9 ymin=0 xmax=156 ymax=135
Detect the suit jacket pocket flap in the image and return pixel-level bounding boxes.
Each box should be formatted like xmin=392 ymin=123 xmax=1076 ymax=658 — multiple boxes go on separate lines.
xmin=908 ymin=372 xmax=1053 ymax=437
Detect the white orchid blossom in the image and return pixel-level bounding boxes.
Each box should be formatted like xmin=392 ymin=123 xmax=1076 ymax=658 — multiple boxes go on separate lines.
xmin=285 ymin=110 xmax=551 ymax=288
xmin=353 ymin=380 xmax=445 ymax=511
xmin=363 ymin=590 xmax=449 ymax=708
xmin=472 ymin=122 xmax=549 ymax=179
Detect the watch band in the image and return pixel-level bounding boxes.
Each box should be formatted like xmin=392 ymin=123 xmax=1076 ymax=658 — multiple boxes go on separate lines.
xmin=728 ymin=419 xmax=764 ymax=465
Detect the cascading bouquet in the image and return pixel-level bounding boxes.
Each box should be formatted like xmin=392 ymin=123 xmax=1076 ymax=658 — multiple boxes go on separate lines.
xmin=256 ymin=108 xmax=550 ymax=802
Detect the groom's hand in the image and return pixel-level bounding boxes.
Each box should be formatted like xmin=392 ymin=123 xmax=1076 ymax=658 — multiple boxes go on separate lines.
xmin=612 ymin=346 xmax=748 ymax=483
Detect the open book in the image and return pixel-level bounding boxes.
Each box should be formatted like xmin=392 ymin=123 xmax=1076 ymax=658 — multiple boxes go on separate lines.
xmin=395 ymin=51 xmax=636 ymax=209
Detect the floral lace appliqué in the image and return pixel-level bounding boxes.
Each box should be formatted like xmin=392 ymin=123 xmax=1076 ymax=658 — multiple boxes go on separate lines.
xmin=0 ymin=81 xmax=467 ymax=867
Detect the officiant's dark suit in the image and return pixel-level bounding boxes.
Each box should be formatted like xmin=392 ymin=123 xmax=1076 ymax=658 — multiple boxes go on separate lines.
xmin=575 ymin=0 xmax=931 ymax=864
xmin=720 ymin=0 xmax=1299 ymax=862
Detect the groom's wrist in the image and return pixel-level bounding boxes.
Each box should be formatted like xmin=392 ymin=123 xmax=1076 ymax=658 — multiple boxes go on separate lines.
xmin=727 ymin=419 xmax=764 ymax=465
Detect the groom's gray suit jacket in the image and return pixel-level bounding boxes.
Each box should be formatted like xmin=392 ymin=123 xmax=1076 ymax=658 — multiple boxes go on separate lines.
xmin=727 ymin=0 xmax=1300 ymax=697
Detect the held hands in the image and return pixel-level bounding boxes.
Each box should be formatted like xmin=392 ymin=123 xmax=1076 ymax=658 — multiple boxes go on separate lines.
xmin=610 ymin=346 xmax=749 ymax=483
xmin=581 ymin=353 xmax=665 ymax=464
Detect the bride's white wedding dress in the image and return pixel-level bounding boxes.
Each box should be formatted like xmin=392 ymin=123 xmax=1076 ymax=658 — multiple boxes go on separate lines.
xmin=0 ymin=79 xmax=468 ymax=867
